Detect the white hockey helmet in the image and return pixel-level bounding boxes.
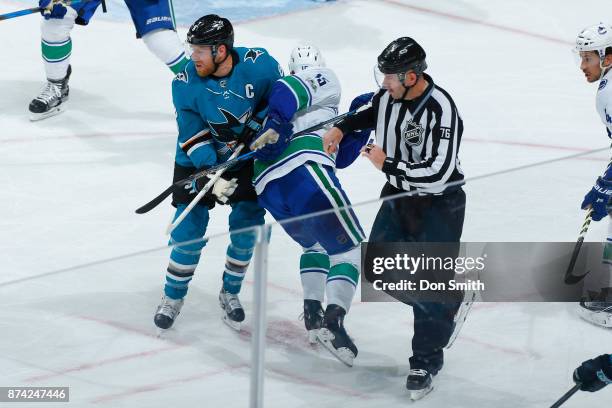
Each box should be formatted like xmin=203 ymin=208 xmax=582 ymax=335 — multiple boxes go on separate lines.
xmin=575 ymin=22 xmax=612 ymax=60
xmin=288 ymin=45 xmax=325 ymax=74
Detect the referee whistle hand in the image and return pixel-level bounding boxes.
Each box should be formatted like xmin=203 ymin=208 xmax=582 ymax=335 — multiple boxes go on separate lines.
xmin=360 ymin=144 xmax=385 ymax=170
xmin=323 ymin=127 xmax=343 ymax=154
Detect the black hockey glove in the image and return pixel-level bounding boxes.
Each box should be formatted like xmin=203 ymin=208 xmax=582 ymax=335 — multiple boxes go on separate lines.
xmin=236 ymin=117 xmax=264 ymax=146
xmin=573 ymin=354 xmax=612 ymax=392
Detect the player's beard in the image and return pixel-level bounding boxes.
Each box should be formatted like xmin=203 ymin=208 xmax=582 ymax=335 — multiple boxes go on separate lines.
xmin=194 ymin=59 xmax=216 ymax=77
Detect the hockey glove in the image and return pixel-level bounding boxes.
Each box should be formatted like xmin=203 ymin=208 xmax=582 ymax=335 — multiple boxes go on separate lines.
xmin=189 ymin=174 xmax=238 ymax=204
xmin=581 ymin=177 xmax=612 ymax=221
xmin=573 ymin=354 xmax=612 ymax=392
xmin=39 ymin=0 xmax=68 ymax=19
xmin=252 ymin=117 xmax=293 ymax=162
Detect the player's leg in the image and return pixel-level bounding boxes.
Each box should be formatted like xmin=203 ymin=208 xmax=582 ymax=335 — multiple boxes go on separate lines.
xmin=30 ymin=1 xmax=101 ymax=120
xmin=155 ymin=203 xmax=209 ymax=329
xmin=300 ymin=163 xmax=365 ymax=366
xmin=124 ymin=0 xmax=188 ymax=73
xmin=219 ymin=200 xmax=265 ymax=330
xmin=154 ymin=163 xmax=213 ymax=330
xmin=257 ymin=177 xmax=326 ymax=342
xmin=578 ymin=215 xmax=612 ymax=327
xmin=300 ymin=243 xmax=329 ymax=343
xmin=404 ymin=189 xmax=466 ymax=400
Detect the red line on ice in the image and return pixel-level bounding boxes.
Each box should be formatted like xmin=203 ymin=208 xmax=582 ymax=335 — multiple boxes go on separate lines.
xmin=90 ymin=364 xmax=248 ymax=404
xmin=379 ymin=0 xmax=572 ymax=46
xmin=25 ymin=345 xmax=181 ymax=382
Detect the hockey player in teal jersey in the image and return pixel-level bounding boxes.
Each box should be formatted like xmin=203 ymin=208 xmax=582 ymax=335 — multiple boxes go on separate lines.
xmin=251 ymin=45 xmax=369 ymax=366
xmin=154 ymin=14 xmax=283 ymax=331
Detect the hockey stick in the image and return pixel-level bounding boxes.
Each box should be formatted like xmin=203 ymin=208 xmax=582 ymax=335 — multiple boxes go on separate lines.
xmin=135 ymin=110 xmax=357 ymax=214
xmin=564 ymin=208 xmax=594 ymax=284
xmin=549 ymin=383 xmax=581 ymax=408
xmin=0 ymin=0 xmax=103 ymax=21
xmin=165 ymin=145 xmax=244 ymax=235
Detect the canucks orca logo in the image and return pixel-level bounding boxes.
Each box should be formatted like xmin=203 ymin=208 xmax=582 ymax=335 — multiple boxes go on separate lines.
xmin=244 ymin=49 xmax=264 ymax=63
xmin=207 ymin=107 xmax=251 ymax=142
xmin=598 ymin=25 xmax=608 ymax=35
xmin=402 ymin=119 xmax=425 ymax=146
xmin=600 ymin=79 xmax=608 ymax=91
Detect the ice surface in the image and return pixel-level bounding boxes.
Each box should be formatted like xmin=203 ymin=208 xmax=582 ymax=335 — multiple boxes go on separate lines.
xmin=0 ymin=0 xmax=610 ymax=407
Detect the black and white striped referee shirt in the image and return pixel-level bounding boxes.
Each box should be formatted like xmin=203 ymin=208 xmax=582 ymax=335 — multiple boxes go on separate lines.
xmin=337 ymin=73 xmax=464 ymax=195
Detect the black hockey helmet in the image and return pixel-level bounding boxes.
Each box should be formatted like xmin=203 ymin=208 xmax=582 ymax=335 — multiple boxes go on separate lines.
xmin=187 ymin=14 xmax=234 ymax=52
xmin=377 ymin=37 xmax=427 ymax=75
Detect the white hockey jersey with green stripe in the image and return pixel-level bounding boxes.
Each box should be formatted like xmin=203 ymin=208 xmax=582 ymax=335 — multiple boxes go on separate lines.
xmin=253 ymin=67 xmax=341 ymax=194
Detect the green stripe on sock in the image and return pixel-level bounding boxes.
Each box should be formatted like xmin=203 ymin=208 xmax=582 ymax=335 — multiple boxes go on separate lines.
xmin=42 ymin=39 xmax=72 ymax=62
xmin=309 ymin=163 xmax=363 ymax=244
xmin=300 ymin=252 xmax=330 ymax=270
xmin=328 ymin=263 xmax=359 ymax=284
xmin=170 ymin=55 xmax=189 ymax=74
xmin=282 ymin=75 xmax=310 ymax=110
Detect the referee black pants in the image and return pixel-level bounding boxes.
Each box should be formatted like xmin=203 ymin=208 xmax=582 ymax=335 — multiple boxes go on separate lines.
xmin=369 ymin=182 xmax=466 ymax=375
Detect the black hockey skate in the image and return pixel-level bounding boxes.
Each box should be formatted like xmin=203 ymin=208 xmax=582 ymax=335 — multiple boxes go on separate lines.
xmin=29 ymin=65 xmax=71 ymax=121
xmin=406 ymin=369 xmax=434 ymax=401
xmin=154 ymin=295 xmax=184 ymax=331
xmin=301 ymin=299 xmax=324 ymax=344
xmin=316 ymin=304 xmax=357 ymax=366
xmin=219 ymin=288 xmax=245 ymax=331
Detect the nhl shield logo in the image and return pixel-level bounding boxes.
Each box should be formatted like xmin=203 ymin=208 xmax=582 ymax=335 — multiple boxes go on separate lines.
xmin=402 ymin=120 xmax=424 ymax=146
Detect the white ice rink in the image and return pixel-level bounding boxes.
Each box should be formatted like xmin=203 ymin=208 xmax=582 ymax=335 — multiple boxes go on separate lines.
xmin=1 ymin=0 xmax=611 ymax=406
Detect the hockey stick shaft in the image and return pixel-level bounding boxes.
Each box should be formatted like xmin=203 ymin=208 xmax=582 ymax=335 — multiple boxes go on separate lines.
xmin=550 ymin=383 xmax=581 ymax=408
xmin=0 ymin=0 xmax=91 ymax=21
xmin=135 ymin=110 xmax=356 ymax=214
xmin=564 ymin=208 xmax=593 ymax=284
xmin=165 ymin=145 xmax=244 ymax=235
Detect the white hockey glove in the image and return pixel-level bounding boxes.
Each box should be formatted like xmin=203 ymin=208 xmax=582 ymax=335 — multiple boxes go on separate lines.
xmin=211 ymin=177 xmax=238 ymax=204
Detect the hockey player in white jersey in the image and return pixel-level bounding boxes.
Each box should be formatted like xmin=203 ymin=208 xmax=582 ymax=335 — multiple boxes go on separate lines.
xmin=250 ymin=45 xmax=369 ymax=366
xmin=575 ymin=22 xmax=612 ymax=327
xmin=30 ymin=0 xmax=189 ymax=121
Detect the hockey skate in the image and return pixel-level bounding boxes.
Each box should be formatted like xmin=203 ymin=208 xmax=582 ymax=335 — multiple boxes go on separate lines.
xmin=219 ymin=288 xmax=245 ymax=331
xmin=300 ymin=299 xmax=324 ymax=344
xmin=406 ymin=369 xmax=434 ymax=401
xmin=316 ymin=304 xmax=357 ymax=366
xmin=154 ymin=295 xmax=184 ymax=331
xmin=29 ymin=65 xmax=71 ymax=121
xmin=578 ymin=301 xmax=612 ymax=327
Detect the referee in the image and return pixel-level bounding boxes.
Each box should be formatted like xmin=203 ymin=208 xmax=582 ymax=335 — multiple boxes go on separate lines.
xmin=324 ymin=37 xmax=466 ymax=400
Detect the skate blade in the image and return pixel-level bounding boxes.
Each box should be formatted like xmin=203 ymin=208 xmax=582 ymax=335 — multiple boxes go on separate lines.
xmin=408 ymin=384 xmax=434 ymax=401
xmin=29 ymin=103 xmax=66 ymax=122
xmin=316 ymin=328 xmax=355 ymax=367
xmin=577 ymin=307 xmax=612 ymax=328
xmin=222 ymin=314 xmax=242 ymax=331
xmin=307 ymin=329 xmax=319 ymax=345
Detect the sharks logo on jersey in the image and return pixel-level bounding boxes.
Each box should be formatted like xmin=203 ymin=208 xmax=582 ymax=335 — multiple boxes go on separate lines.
xmin=244 ymin=49 xmax=264 ymax=63
xmin=207 ymin=107 xmax=251 ymax=142
xmin=402 ymin=119 xmax=425 ymax=146
xmin=174 ymin=70 xmax=188 ymax=83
